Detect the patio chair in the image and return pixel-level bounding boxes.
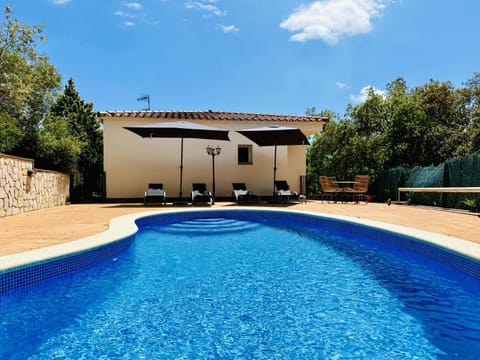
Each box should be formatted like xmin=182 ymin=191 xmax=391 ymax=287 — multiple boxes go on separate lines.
xmin=144 ymin=183 xmax=167 ymax=205
xmin=274 ymin=180 xmax=298 ymax=203
xmin=345 ymin=175 xmax=370 ymax=203
xmin=319 ymin=176 xmax=341 ymax=203
xmin=191 ymin=183 xmax=214 ymax=205
xmin=232 ymin=183 xmax=260 ymax=203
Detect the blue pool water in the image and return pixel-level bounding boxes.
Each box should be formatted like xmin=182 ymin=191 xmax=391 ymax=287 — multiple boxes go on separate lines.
xmin=1 ymin=211 xmax=480 ymax=358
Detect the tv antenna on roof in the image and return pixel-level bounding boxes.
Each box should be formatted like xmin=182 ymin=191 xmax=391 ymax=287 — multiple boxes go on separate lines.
xmin=137 ymin=94 xmax=151 ymax=110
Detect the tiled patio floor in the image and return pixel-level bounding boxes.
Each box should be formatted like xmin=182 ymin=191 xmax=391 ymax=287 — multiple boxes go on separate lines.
xmin=0 ymin=201 xmax=478 ymax=257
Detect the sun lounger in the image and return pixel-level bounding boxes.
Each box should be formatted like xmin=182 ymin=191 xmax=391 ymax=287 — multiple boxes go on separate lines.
xmin=274 ymin=180 xmax=299 ymax=203
xmin=232 ymin=183 xmax=260 ymax=203
xmin=191 ymin=183 xmax=214 ymax=205
xmin=144 ymin=183 xmax=167 ymax=205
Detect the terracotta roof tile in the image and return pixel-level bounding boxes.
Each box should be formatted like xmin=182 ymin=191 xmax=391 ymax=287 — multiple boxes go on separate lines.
xmin=97 ymin=110 xmax=329 ymax=123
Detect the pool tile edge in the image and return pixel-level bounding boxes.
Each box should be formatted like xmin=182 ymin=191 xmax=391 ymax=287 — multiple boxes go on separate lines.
xmin=1 ymin=207 xmax=479 ymax=275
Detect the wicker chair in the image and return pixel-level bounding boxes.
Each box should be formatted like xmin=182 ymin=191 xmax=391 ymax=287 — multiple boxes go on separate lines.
xmin=346 ymin=175 xmax=370 ymax=203
xmin=319 ymin=176 xmax=341 ymax=202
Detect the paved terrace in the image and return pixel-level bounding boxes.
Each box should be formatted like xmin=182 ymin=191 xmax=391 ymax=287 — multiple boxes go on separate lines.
xmin=0 ymin=202 xmax=478 ymax=257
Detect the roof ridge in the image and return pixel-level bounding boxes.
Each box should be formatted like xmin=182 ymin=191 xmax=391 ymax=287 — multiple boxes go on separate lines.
xmin=97 ymin=110 xmax=329 ymax=122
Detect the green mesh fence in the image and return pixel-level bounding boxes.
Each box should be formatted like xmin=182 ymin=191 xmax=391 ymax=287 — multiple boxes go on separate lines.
xmin=402 ymin=164 xmax=446 ymax=206
xmin=444 ymin=153 xmax=480 ymax=210
xmin=374 ymin=153 xmax=480 ymax=210
xmin=374 ymin=166 xmax=407 ymax=202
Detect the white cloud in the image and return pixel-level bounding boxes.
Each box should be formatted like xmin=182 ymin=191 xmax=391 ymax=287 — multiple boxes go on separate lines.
xmin=115 ymin=2 xmax=141 ymax=21
xmin=186 ymin=1 xmax=226 ymax=17
xmin=123 ymin=21 xmax=136 ymax=27
xmin=218 ymin=24 xmax=239 ymax=33
xmin=349 ymin=85 xmax=386 ymax=103
xmin=336 ymin=81 xmax=346 ymax=89
xmin=280 ymin=0 xmax=391 ymax=44
xmin=125 ymin=2 xmax=142 ymax=10
xmin=115 ymin=11 xmax=134 ymax=18
xmin=51 ymin=0 xmax=71 ymax=4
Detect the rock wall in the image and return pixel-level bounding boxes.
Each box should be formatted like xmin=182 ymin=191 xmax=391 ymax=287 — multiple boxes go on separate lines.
xmin=0 ymin=154 xmax=70 ymax=217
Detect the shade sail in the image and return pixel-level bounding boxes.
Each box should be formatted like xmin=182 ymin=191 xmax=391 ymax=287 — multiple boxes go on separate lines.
xmin=237 ymin=125 xmax=309 ymax=195
xmin=124 ymin=121 xmax=229 ymax=201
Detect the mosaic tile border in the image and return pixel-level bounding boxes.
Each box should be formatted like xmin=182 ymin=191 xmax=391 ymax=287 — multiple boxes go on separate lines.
xmin=0 ymin=236 xmax=134 ymax=293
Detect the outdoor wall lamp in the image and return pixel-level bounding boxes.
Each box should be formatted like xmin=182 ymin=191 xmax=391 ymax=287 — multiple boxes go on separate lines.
xmin=206 ymin=145 xmax=221 ymax=203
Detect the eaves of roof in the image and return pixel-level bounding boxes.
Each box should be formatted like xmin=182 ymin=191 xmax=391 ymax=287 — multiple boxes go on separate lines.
xmin=97 ymin=110 xmax=329 ymax=123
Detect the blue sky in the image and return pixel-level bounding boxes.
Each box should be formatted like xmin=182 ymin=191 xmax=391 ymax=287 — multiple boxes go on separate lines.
xmin=6 ymin=0 xmax=480 ymax=116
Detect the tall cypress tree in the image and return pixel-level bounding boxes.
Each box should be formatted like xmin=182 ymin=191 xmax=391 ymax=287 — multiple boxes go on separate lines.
xmin=50 ymin=78 xmax=103 ymax=200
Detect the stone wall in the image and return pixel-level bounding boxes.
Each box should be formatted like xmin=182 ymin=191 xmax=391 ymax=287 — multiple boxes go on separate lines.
xmin=0 ymin=154 xmax=70 ymax=217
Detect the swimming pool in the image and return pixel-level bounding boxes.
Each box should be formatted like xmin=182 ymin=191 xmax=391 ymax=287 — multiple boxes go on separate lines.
xmin=1 ymin=209 xmax=480 ymax=358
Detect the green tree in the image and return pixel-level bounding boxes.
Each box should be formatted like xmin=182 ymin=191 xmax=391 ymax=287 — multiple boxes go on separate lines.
xmin=459 ymin=73 xmax=480 ymax=152
xmin=0 ymin=7 xmax=104 ymax=200
xmin=411 ymin=80 xmax=468 ymax=164
xmin=349 ymin=87 xmax=388 ymax=137
xmin=0 ymin=5 xmax=44 ymax=63
xmin=386 ymin=96 xmax=426 ymax=167
xmin=50 ymin=78 xmax=103 ymax=199
xmin=0 ymin=111 xmax=21 ymax=153
xmin=305 ymin=108 xmax=342 ymax=193
xmin=0 ymin=6 xmax=61 ymax=156
xmin=36 ymin=114 xmax=84 ymax=172
xmin=307 ymin=75 xmax=480 ymax=198
xmin=384 ymin=78 xmax=427 ymax=167
xmin=347 ymin=87 xmax=390 ymax=174
xmin=307 ymin=114 xmax=361 ymax=193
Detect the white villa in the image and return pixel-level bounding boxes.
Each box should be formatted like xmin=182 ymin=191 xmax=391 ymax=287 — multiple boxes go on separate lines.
xmin=99 ymin=110 xmax=328 ymax=200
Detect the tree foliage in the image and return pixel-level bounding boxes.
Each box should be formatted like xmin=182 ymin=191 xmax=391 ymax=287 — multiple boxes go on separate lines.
xmin=0 ymin=5 xmax=44 ymax=63
xmin=49 ymin=78 xmax=103 ymax=198
xmin=307 ymin=75 xmax=480 ymax=194
xmin=0 ymin=7 xmax=103 ymax=200
xmin=0 ymin=111 xmax=21 ymax=153
xmin=36 ymin=114 xmax=84 ymax=172
xmin=0 ymin=5 xmax=62 ymax=156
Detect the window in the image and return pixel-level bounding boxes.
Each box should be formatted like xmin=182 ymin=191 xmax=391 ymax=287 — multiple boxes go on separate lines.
xmin=238 ymin=145 xmax=252 ymax=164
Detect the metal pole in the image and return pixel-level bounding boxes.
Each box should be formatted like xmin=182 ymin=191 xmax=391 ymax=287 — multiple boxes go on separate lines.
xmin=212 ymin=153 xmax=216 ymax=204
xmin=179 ymin=137 xmax=183 ymax=200
xmin=273 ymin=144 xmax=277 ymax=196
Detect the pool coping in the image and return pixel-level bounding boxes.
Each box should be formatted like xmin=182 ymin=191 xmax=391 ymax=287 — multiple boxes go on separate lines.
xmin=1 ymin=207 xmax=479 ymax=274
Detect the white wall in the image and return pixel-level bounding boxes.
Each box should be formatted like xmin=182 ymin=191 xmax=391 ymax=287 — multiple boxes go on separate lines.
xmin=103 ymin=118 xmax=323 ymax=199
